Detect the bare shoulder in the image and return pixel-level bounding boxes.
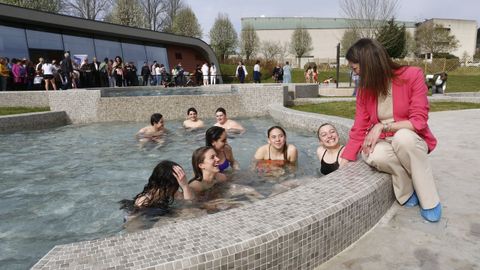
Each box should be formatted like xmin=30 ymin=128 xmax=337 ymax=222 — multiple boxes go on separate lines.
xmin=189 ymin=180 xmax=203 ymax=193
xmin=254 ymin=144 xmax=268 ymax=160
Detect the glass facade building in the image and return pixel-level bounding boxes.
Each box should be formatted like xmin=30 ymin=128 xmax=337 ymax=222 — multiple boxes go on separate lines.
xmin=0 ymin=25 xmax=169 ymax=74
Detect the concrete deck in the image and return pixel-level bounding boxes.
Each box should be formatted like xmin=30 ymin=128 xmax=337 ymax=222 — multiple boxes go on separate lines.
xmin=316 ymin=109 xmax=480 ymax=270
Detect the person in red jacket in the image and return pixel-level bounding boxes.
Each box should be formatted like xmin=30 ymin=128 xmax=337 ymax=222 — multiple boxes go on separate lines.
xmin=340 ymin=38 xmax=441 ymax=222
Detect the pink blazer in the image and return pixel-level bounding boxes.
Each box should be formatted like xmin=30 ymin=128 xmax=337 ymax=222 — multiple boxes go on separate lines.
xmin=341 ymin=66 xmax=437 ymax=161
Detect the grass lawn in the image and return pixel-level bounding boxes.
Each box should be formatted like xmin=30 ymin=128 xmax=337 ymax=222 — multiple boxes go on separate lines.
xmin=445 ymin=74 xmax=480 ymax=92
xmin=0 ymin=107 xmax=50 ymax=116
xmin=220 ymin=63 xmax=480 ymax=92
xmin=291 ymin=101 xmax=480 ymax=119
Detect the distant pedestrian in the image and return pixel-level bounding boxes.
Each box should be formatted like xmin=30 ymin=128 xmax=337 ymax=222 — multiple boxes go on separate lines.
xmin=210 ymin=62 xmax=217 ymax=85
xmin=283 ymin=61 xmax=292 ymax=83
xmin=235 ymin=61 xmax=247 ymax=83
xmin=253 ymin=60 xmax=261 ymax=83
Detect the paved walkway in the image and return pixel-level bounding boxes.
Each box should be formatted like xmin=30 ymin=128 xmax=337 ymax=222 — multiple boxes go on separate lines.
xmin=316 ymin=109 xmax=480 ymax=270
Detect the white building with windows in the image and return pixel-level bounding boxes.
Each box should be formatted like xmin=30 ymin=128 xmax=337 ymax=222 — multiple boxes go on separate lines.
xmin=242 ymin=17 xmax=477 ymax=66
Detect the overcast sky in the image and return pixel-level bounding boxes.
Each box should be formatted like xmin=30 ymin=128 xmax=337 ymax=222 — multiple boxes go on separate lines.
xmin=184 ymin=0 xmax=480 ymax=42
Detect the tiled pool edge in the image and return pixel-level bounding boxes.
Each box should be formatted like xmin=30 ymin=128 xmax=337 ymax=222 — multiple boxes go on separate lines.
xmin=32 ymin=105 xmax=395 ymax=270
xmin=0 ymin=111 xmax=68 ymax=133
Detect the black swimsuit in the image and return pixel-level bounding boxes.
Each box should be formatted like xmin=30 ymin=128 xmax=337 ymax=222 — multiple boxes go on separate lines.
xmin=320 ymin=146 xmax=344 ymax=175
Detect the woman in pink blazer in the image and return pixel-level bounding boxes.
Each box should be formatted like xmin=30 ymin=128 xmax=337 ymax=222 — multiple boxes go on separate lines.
xmin=340 ymin=39 xmax=441 ymax=222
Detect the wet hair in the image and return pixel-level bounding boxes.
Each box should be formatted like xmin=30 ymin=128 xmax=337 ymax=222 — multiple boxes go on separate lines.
xmin=317 ymin=123 xmax=337 ymax=140
xmin=150 ymin=113 xmax=163 ymax=125
xmin=187 ymin=107 xmax=198 ymax=115
xmin=215 ymin=107 xmax=226 ymax=115
xmin=131 ymin=160 xmax=180 ymax=209
xmin=190 ymin=146 xmax=214 ymax=183
xmin=346 ymin=38 xmax=403 ymax=98
xmin=205 ymin=126 xmax=226 ymax=147
xmin=267 ymin=126 xmax=288 ymax=160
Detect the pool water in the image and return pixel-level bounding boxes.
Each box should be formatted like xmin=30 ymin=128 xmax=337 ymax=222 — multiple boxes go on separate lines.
xmin=0 ymin=118 xmax=320 ymax=270
xmin=100 ymin=87 xmax=236 ymax=97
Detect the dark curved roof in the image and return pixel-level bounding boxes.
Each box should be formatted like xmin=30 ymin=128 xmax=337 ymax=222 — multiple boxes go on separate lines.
xmin=0 ymin=3 xmax=221 ymax=77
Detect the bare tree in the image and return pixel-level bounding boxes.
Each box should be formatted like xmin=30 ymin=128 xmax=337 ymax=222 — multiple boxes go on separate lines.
xmin=240 ymin=23 xmax=259 ymax=60
xmin=162 ymin=0 xmax=184 ymax=32
xmin=260 ymin=41 xmax=282 ymax=61
xmin=64 ymin=0 xmax=111 ymax=20
xmin=340 ymin=29 xmax=360 ymax=56
xmin=290 ymin=26 xmax=313 ymax=66
xmin=415 ymin=23 xmax=459 ymax=58
xmin=0 ymin=0 xmax=63 ymax=12
xmin=138 ymin=0 xmax=165 ymax=31
xmin=339 ymin=0 xmax=399 ymax=38
xmin=209 ymin=13 xmax=238 ymax=61
xmin=172 ymin=6 xmax=202 ymax=38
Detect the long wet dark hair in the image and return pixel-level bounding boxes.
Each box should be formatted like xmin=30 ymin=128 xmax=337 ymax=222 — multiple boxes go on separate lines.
xmin=205 ymin=126 xmax=225 ymax=147
xmin=346 ymin=38 xmax=403 ymax=98
xmin=132 ymin=160 xmax=180 ymax=209
xmin=268 ymin=126 xmax=288 ymax=161
xmin=190 ymin=146 xmax=214 ymax=183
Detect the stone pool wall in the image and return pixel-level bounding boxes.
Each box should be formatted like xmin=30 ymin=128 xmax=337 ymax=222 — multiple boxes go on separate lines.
xmin=32 ymin=106 xmax=395 ymax=270
xmin=0 ymin=111 xmax=68 ymax=133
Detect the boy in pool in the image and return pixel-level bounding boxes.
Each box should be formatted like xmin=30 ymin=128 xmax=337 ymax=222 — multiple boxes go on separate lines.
xmin=183 ymin=107 xmax=205 ymax=130
xmin=136 ymin=113 xmax=166 ymax=145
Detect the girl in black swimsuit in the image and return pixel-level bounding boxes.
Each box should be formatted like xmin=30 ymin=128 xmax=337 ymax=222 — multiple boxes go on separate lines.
xmin=316 ymin=123 xmax=345 ymax=175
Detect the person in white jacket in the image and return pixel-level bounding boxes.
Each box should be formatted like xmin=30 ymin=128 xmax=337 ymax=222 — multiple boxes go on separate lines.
xmin=210 ymin=63 xmax=217 ymax=85
xmin=201 ymin=62 xmax=209 ymax=86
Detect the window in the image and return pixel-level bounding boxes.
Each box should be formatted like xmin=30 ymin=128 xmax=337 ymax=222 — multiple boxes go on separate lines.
xmin=121 ymin=42 xmax=147 ymax=75
xmin=26 ymin=29 xmax=63 ymax=50
xmin=0 ymin=25 xmax=28 ymax=59
xmin=63 ymin=34 xmax=95 ymax=60
xmin=94 ymin=38 xmax=122 ymax=61
xmin=175 ymin=53 xmax=182 ymax=60
xmin=145 ymin=46 xmax=169 ymax=71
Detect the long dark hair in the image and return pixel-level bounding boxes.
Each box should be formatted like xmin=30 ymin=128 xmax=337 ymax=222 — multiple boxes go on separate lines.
xmin=346 ymin=38 xmax=402 ymax=98
xmin=268 ymin=126 xmax=288 ymax=161
xmin=190 ymin=146 xmax=214 ymax=183
xmin=205 ymin=126 xmax=225 ymax=147
xmin=132 ymin=160 xmax=180 ymax=209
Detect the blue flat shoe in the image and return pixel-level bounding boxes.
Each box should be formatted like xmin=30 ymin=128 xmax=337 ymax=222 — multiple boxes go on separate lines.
xmin=420 ymin=203 xmax=442 ymax=222
xmin=404 ymin=191 xmax=419 ymax=208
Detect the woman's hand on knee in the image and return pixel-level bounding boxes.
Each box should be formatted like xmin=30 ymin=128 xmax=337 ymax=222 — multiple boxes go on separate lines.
xmin=362 ymin=123 xmax=383 ymax=156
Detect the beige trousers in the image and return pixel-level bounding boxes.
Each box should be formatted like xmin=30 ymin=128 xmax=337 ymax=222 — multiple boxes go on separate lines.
xmin=362 ymin=129 xmax=440 ymax=209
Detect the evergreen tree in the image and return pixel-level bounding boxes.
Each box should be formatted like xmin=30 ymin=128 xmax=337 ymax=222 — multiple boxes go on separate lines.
xmin=376 ymin=18 xmax=406 ymax=58
xmin=172 ymin=6 xmax=202 ymax=38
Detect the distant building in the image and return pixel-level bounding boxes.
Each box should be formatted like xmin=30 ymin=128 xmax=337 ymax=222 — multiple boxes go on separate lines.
xmin=0 ymin=3 xmax=220 ymax=79
xmin=242 ymin=17 xmax=417 ymax=66
xmin=242 ymin=17 xmax=477 ymax=66
xmin=416 ymin=18 xmax=477 ymax=59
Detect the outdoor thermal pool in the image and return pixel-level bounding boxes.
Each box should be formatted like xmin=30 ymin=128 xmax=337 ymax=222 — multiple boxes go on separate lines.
xmin=0 ymin=117 xmax=325 ymax=270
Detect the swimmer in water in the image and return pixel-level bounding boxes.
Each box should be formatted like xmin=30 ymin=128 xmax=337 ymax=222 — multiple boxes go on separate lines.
xmin=188 ymin=146 xmax=228 ymax=194
xmin=183 ymin=107 xmax=205 ymax=130
xmin=136 ymin=113 xmax=166 ymax=145
xmin=254 ymin=126 xmax=298 ymax=177
xmin=213 ymin=107 xmax=245 ymax=133
xmin=205 ymin=126 xmax=240 ymax=172
xmin=316 ymin=123 xmax=345 ymax=175
xmin=132 ymin=160 xmax=194 ymax=208
xmin=189 ymin=146 xmax=262 ymax=211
